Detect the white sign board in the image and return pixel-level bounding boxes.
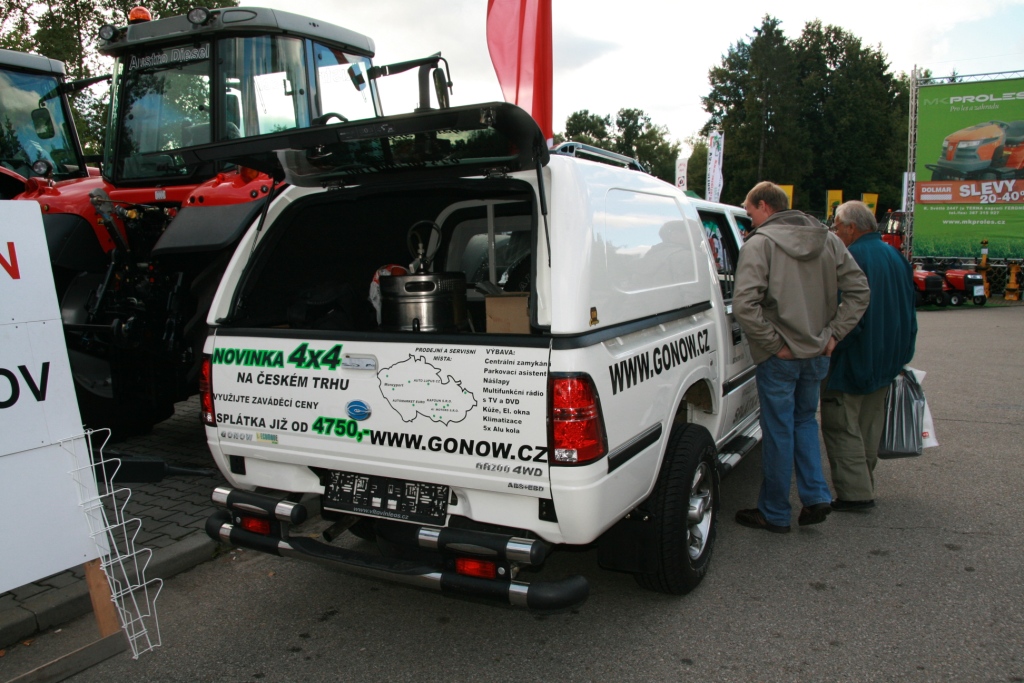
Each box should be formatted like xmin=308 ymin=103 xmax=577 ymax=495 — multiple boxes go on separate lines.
xmin=1 ymin=201 xmax=102 ymax=594
xmin=675 ymin=154 xmax=688 ymax=191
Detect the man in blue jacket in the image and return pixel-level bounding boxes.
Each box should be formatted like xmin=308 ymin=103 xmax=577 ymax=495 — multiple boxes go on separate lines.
xmin=823 ymin=201 xmax=918 ymax=511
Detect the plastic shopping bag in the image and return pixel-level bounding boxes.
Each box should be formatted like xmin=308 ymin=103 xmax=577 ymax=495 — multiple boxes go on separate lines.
xmin=906 ymin=366 xmax=939 ymax=449
xmin=878 ymin=368 xmax=927 ymax=459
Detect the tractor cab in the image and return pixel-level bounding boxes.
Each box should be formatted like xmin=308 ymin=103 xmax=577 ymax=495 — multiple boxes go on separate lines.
xmin=98 ymin=6 xmax=385 ymax=186
xmin=879 ymin=210 xmax=905 ymax=252
xmin=18 ymin=6 xmax=458 ymax=437
xmin=0 ymin=48 xmax=92 ymax=197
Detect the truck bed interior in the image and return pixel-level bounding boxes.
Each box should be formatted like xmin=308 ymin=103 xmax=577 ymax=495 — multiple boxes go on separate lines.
xmin=226 ymin=180 xmax=538 ymax=333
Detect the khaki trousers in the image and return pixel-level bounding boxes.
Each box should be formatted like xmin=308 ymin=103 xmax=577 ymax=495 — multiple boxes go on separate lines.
xmin=820 ymin=385 xmax=889 ymax=501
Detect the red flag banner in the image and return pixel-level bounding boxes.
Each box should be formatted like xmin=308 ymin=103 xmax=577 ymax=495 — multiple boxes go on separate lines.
xmin=486 ymin=0 xmax=553 ymax=145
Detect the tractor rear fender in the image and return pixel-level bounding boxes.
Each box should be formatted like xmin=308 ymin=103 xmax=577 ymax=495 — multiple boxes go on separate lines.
xmin=43 ymin=213 xmax=108 ymax=273
xmin=151 ymin=200 xmax=267 ymax=257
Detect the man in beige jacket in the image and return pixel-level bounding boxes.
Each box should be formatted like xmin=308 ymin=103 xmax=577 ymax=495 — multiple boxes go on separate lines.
xmin=733 ymin=182 xmax=869 ymax=534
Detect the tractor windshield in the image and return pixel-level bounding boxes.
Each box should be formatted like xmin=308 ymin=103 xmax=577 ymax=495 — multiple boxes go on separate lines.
xmin=107 ymin=33 xmax=379 ymax=183
xmin=0 ymin=67 xmax=84 ymax=180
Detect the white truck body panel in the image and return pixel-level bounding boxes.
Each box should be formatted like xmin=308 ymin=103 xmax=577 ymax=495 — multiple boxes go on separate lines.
xmin=201 ymin=124 xmax=759 ymax=598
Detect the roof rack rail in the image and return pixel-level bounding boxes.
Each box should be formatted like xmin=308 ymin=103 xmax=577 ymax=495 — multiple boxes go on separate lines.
xmin=550 ymin=142 xmax=647 ymax=173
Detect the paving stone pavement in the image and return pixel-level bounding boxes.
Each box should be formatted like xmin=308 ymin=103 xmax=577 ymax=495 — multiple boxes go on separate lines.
xmin=0 ymin=397 xmax=228 ymax=650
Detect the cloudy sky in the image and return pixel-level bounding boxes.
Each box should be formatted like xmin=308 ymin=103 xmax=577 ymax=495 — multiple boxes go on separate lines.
xmin=251 ymin=0 xmax=1024 ymax=147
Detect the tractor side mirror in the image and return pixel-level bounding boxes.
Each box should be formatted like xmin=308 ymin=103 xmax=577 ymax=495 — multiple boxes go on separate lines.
xmin=349 ymin=63 xmax=366 ymax=91
xmin=32 ymin=107 xmax=56 ymax=139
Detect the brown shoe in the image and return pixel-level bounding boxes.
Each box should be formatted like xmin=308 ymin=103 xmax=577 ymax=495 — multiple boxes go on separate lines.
xmin=798 ymin=503 xmax=832 ymax=526
xmin=735 ymin=508 xmax=790 ymax=534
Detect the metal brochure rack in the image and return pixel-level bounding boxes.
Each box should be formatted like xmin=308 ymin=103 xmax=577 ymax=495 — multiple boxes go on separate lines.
xmin=67 ymin=430 xmax=163 ymax=659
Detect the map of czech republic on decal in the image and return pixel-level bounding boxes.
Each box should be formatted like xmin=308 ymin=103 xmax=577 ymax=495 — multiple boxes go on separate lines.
xmin=378 ymin=355 xmax=477 ymax=424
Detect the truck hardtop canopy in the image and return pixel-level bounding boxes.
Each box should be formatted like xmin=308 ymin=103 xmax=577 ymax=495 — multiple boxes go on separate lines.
xmin=172 ymin=101 xmax=550 ymax=186
xmin=98 ymin=6 xmax=375 ymax=58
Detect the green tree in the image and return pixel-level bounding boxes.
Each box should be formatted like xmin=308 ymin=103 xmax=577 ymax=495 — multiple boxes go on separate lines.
xmin=792 ymin=20 xmax=907 ymax=215
xmin=557 ymin=107 xmax=680 ymax=184
xmin=685 ymin=134 xmax=707 ymax=197
xmin=613 ymin=108 xmax=680 ymax=182
xmin=0 ymin=0 xmax=34 ymax=51
xmin=702 ymin=16 xmax=909 ymax=213
xmin=564 ymin=109 xmax=612 ymax=147
xmin=703 ymin=16 xmax=808 ymax=206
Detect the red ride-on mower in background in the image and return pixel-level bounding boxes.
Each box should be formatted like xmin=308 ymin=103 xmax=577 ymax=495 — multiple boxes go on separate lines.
xmin=927 ymin=120 xmax=1024 ymax=180
xmin=916 ymin=259 xmax=987 ymax=307
xmin=913 ymin=267 xmax=950 ymax=307
xmin=942 ymin=268 xmax=987 ymax=306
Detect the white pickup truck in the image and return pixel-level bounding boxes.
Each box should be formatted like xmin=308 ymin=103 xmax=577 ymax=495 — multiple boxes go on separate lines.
xmin=196 ymin=103 xmax=760 ymax=609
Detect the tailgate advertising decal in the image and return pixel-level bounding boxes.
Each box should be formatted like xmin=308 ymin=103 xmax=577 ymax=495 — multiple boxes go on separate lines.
xmin=913 ymin=77 xmax=1024 ymax=257
xmin=211 ymin=340 xmax=551 ymax=495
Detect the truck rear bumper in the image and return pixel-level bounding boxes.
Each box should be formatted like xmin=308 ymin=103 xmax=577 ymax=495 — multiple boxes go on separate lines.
xmin=205 ymin=488 xmax=589 ymax=611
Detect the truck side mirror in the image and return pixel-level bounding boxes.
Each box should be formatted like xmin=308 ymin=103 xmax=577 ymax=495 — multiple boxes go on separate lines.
xmin=32 ymin=107 xmax=56 ymax=140
xmin=433 ymin=68 xmax=449 ymax=109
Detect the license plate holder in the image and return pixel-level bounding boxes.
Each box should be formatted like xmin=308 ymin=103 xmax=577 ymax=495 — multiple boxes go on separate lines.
xmin=322 ymin=470 xmax=449 ymax=526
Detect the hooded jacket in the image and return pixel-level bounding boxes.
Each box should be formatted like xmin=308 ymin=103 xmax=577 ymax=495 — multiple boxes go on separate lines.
xmin=733 ymin=209 xmax=870 ymax=364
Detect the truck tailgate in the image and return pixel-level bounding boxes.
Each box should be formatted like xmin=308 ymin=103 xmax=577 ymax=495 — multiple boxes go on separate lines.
xmin=208 ymin=334 xmax=553 ymax=501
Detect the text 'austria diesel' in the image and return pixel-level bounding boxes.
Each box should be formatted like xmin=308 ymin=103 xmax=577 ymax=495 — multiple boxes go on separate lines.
xmin=198 ymin=102 xmax=761 ymax=609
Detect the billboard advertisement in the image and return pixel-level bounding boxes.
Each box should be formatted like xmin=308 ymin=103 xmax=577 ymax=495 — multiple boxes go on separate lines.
xmin=913 ymin=77 xmax=1024 ymax=258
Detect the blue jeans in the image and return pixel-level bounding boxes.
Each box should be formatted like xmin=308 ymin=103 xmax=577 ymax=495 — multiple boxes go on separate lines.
xmin=755 ymin=355 xmax=833 ymax=526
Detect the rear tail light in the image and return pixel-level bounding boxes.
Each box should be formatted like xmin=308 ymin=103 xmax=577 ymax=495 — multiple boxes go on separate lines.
xmin=455 ymin=557 xmax=497 ymax=579
xmin=199 ymin=354 xmax=216 ymax=426
xmin=239 ymin=515 xmax=271 ymax=535
xmin=549 ymin=374 xmax=607 ymax=465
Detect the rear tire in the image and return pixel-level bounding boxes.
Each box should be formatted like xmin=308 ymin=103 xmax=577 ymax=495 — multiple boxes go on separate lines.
xmin=949 ymin=292 xmax=963 ymax=306
xmin=634 ymin=423 xmax=719 ymax=595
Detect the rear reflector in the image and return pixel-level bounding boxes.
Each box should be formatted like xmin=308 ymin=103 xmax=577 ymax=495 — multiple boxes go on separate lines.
xmin=550 ymin=374 xmax=607 ymax=465
xmin=239 ymin=166 xmax=261 ymax=184
xmin=199 ymin=354 xmax=215 ymax=426
xmin=239 ymin=515 xmax=271 ymax=535
xmin=455 ymin=557 xmax=497 ymax=579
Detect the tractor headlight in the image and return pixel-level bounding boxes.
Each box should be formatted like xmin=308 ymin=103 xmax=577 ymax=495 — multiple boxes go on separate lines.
xmin=187 ymin=7 xmax=211 ymax=24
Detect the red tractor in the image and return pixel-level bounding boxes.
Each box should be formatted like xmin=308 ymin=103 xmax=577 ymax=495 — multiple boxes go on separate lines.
xmin=878 ymin=210 xmax=905 ymax=253
xmin=11 ymin=6 xmax=451 ymax=435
